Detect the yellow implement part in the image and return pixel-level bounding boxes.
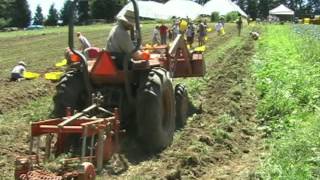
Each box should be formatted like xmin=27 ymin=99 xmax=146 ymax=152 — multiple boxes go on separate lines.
xmin=55 ymin=59 xmax=67 ymax=67
xmin=194 ymin=46 xmax=206 ymax=52
xmin=207 ymin=28 xmax=212 ymax=32
xmin=205 ymin=36 xmax=208 ymax=41
xmin=23 ymin=71 xmax=40 ymax=79
xmin=45 ymin=72 xmax=63 ymax=81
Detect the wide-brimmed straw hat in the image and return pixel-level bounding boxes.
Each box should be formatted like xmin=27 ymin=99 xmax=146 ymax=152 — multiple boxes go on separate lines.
xmin=117 ymin=10 xmax=136 ymax=26
xmin=19 ymin=61 xmax=26 ymax=66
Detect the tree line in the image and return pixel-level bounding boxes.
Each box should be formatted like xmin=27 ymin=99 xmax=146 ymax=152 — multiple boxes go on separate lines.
xmin=0 ymin=0 xmax=126 ymax=28
xmin=0 ymin=0 xmax=319 ymax=28
xmin=233 ymin=0 xmax=320 ymax=19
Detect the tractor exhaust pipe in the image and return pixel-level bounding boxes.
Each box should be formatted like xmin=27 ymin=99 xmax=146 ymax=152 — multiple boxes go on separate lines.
xmin=68 ymin=0 xmax=77 ymax=52
xmin=131 ymin=0 xmax=141 ymax=52
xmin=67 ymin=0 xmax=92 ymax=106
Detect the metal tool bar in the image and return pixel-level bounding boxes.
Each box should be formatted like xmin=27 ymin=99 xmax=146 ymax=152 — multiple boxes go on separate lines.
xmin=58 ymin=104 xmax=97 ymax=128
xmin=81 ymin=126 xmax=88 ymax=162
xmin=89 ymin=134 xmax=95 ymax=162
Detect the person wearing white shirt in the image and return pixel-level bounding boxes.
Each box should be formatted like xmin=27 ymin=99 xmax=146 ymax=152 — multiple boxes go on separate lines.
xmin=11 ymin=61 xmax=26 ymax=81
xmin=152 ymin=26 xmax=160 ymax=45
xmin=77 ymin=32 xmax=91 ymax=51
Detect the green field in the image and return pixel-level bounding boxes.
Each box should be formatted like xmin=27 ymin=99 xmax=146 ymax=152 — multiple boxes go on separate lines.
xmin=0 ymin=24 xmax=153 ymax=78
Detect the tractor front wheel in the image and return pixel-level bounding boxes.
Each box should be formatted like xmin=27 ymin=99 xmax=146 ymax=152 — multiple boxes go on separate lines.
xmin=136 ymin=68 xmax=176 ymax=152
xmin=52 ymin=70 xmax=86 ymax=117
xmin=175 ymin=84 xmax=189 ymax=129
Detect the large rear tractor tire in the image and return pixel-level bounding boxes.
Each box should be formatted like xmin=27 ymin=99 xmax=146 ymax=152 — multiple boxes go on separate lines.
xmin=175 ymin=84 xmax=189 ymax=129
xmin=52 ymin=70 xmax=86 ymax=117
xmin=136 ymin=68 xmax=176 ymax=152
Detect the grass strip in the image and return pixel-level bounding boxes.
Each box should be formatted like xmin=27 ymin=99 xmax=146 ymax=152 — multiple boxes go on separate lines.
xmin=253 ymin=25 xmax=320 ymax=179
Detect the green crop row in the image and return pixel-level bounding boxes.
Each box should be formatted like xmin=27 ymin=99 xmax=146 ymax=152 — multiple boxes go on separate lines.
xmin=253 ymin=25 xmax=320 ymax=179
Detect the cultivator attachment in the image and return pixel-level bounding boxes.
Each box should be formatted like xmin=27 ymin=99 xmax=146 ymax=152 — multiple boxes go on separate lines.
xmin=141 ymin=34 xmax=206 ymax=78
xmin=167 ymin=34 xmax=206 ymax=78
xmin=15 ymin=101 xmax=120 ymax=180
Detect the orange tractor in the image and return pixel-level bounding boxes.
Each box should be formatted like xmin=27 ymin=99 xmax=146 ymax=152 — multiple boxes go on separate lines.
xmin=15 ymin=0 xmax=205 ymax=179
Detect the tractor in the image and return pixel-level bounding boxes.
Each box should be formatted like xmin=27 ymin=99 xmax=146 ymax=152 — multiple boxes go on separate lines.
xmin=14 ymin=0 xmax=205 ymax=179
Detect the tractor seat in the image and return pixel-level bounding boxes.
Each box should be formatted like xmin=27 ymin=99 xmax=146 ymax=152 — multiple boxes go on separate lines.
xmin=84 ymin=47 xmax=100 ymax=60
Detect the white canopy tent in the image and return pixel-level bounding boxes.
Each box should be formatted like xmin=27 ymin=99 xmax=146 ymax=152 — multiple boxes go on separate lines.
xmin=117 ymin=0 xmax=204 ymax=20
xmin=117 ymin=1 xmax=167 ymax=20
xmin=269 ymin=4 xmax=294 ymax=15
xmin=160 ymin=0 xmax=204 ymax=20
xmin=203 ymin=0 xmax=247 ymax=17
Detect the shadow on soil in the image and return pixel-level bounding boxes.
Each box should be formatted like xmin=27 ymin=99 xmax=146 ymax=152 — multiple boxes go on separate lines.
xmin=103 ymin=100 xmax=202 ymax=176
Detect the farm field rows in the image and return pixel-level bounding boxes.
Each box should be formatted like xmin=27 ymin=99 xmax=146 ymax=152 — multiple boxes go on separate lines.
xmin=1 ymin=22 xmax=319 ymax=180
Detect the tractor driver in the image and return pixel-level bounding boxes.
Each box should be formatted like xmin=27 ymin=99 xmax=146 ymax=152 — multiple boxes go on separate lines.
xmin=105 ymin=10 xmax=144 ymax=67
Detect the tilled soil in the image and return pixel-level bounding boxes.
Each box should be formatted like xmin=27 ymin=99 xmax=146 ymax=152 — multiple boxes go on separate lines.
xmin=0 ymin=78 xmax=54 ymax=114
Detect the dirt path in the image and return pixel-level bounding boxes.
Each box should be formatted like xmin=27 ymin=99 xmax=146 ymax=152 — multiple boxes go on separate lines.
xmin=99 ymin=30 xmax=263 ymax=179
xmin=199 ymin=39 xmax=263 ymax=180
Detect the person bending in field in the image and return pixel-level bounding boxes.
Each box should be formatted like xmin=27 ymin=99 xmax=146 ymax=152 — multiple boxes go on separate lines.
xmin=77 ymin=32 xmax=91 ymax=51
xmin=10 ymin=61 xmax=26 ymax=81
xmin=250 ymin=31 xmax=260 ymax=40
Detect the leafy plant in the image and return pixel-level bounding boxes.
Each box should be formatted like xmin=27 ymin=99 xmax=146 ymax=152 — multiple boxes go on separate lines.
xmin=210 ymin=11 xmax=220 ymax=22
xmin=225 ymin=11 xmax=239 ymax=22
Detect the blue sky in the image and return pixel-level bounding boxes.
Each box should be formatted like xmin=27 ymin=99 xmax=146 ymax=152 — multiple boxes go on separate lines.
xmin=28 ymin=0 xmax=64 ymax=16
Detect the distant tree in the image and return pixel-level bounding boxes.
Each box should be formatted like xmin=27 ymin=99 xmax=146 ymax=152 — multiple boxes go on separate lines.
xmin=0 ymin=18 xmax=9 ymax=28
xmin=33 ymin=5 xmax=44 ymax=25
xmin=78 ymin=1 xmax=90 ymax=24
xmin=10 ymin=0 xmax=31 ymax=27
xmin=60 ymin=0 xmax=72 ymax=25
xmin=247 ymin=0 xmax=257 ymax=19
xmin=258 ymin=0 xmax=270 ymax=18
xmin=236 ymin=0 xmax=247 ymax=11
xmin=195 ymin=0 xmax=210 ymax=5
xmin=0 ymin=0 xmax=13 ymax=28
xmin=142 ymin=0 xmax=168 ymax=2
xmin=0 ymin=0 xmax=12 ymax=18
xmin=211 ymin=12 xmax=220 ymax=22
xmin=226 ymin=11 xmax=239 ymax=22
xmin=308 ymin=0 xmax=320 ymax=14
xmin=90 ymin=0 xmax=125 ymax=21
xmin=45 ymin=4 xmax=59 ymax=26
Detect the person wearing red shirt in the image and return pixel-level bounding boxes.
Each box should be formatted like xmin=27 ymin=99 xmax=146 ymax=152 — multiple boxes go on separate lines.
xmin=159 ymin=23 xmax=168 ymax=45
